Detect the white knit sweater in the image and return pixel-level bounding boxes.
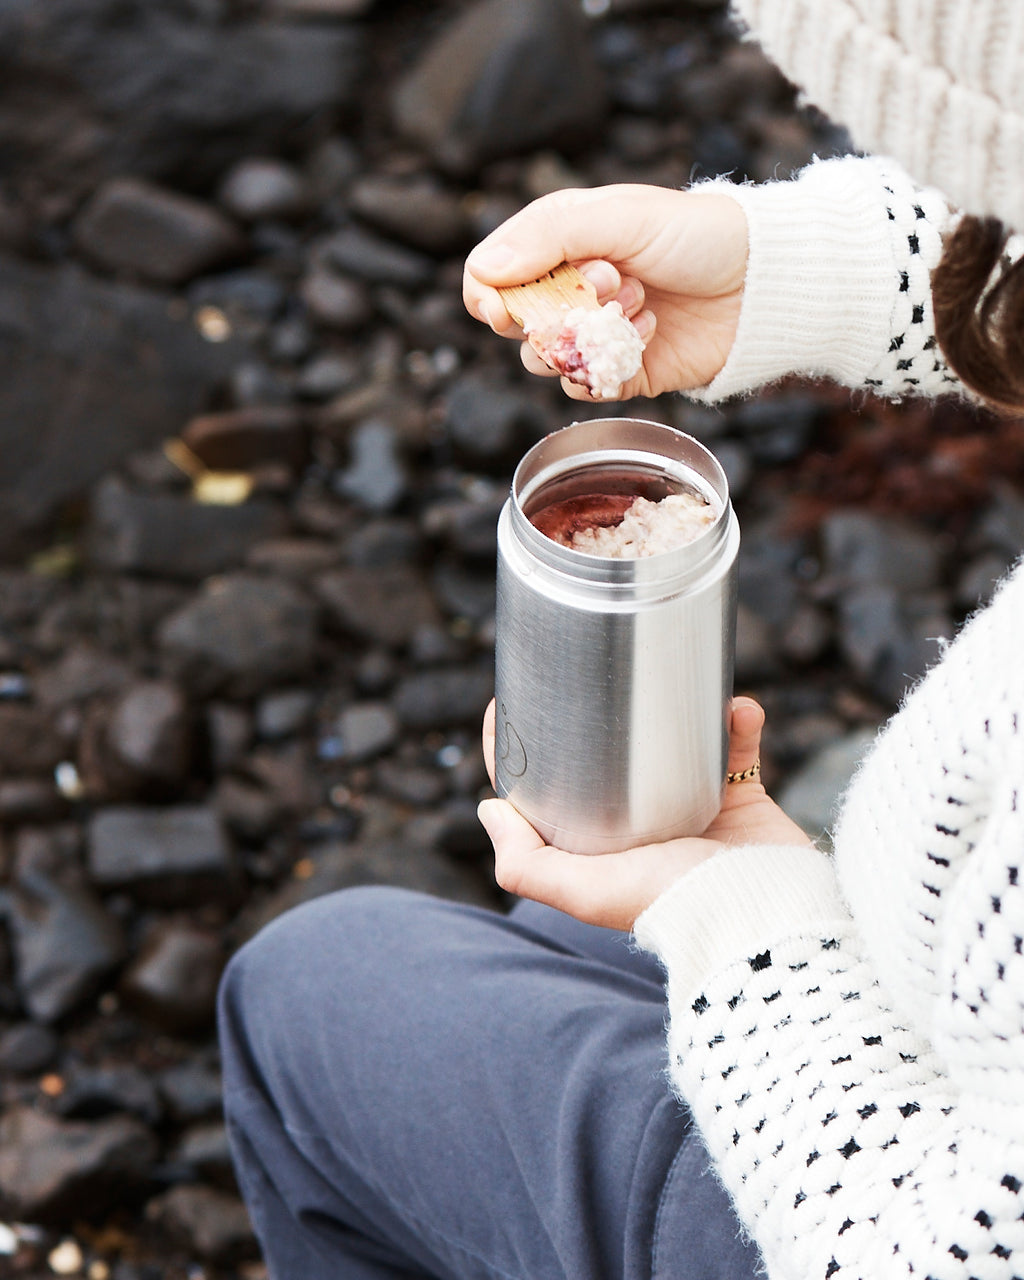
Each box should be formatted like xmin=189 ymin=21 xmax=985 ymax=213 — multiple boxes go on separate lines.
xmin=635 ymin=559 xmax=1024 ymax=1278
xmin=633 ymin=150 xmax=1024 ymax=1277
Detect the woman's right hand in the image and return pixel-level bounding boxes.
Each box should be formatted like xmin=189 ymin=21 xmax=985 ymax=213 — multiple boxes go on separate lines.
xmin=462 ymin=183 xmax=749 ymax=401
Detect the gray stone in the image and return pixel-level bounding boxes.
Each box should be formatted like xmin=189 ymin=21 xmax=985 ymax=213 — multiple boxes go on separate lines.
xmin=1 ymin=869 xmax=126 ymax=1022
xmin=333 ymin=420 xmax=408 ymax=513
xmin=300 ymin=267 xmax=374 ymax=330
xmin=157 ymin=1060 xmax=224 ymax=1124
xmin=54 ymin=1064 xmax=163 ymax=1126
xmin=333 ymin=702 xmax=400 ymax=763
xmin=392 ymin=0 xmax=607 ymax=174
xmin=119 ymin=920 xmax=224 ymax=1035
xmin=158 ymin=573 xmax=320 ymax=697
xmin=0 ymin=254 xmax=242 ymax=552
xmin=444 ymin=374 xmax=546 ymax=467
xmin=392 ymin=663 xmax=494 ymax=730
xmin=0 ymin=779 xmax=68 ymax=824
xmin=778 ymin=729 xmax=878 ymax=845
xmin=0 ymin=705 xmax=70 ymax=774
xmin=256 ymin=689 xmax=315 ymax=741
xmin=218 ymin=157 xmax=311 ymax=223
xmin=316 ymin=224 xmax=435 ymax=289
xmin=144 ymin=1184 xmax=256 ymax=1263
xmin=33 ymin=645 xmax=134 ymax=709
xmin=316 ymin=565 xmax=442 ymax=648
xmin=73 ymin=178 xmax=244 ymax=284
xmin=173 ymin=1121 xmax=235 ymax=1188
xmin=88 ymin=478 xmax=288 ymax=581
xmin=105 ymin=680 xmax=192 ymax=787
xmin=0 ymin=1106 xmax=158 ymax=1223
xmin=0 ymin=1 xmax=365 ymax=202
xmin=0 ymin=1022 xmax=60 ymax=1075
xmin=348 ymin=174 xmax=472 ymax=255
xmin=87 ymin=805 xmax=236 ymax=904
xmin=821 ymin=510 xmax=943 ymax=593
xmin=837 ymin=585 xmax=953 ymax=706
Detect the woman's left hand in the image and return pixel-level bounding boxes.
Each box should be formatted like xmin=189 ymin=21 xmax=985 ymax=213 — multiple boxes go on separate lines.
xmin=477 ymin=696 xmax=812 ymax=931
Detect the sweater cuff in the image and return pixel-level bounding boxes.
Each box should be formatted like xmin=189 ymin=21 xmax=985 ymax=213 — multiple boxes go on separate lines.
xmin=633 ymin=844 xmax=849 ymax=1000
xmin=688 ymin=155 xmax=935 ymax=401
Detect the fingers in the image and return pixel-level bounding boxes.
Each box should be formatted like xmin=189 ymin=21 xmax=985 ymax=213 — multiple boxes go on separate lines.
xmin=482 ymin=699 xmax=496 ymax=789
xmin=727 ymin=695 xmax=765 ymax=779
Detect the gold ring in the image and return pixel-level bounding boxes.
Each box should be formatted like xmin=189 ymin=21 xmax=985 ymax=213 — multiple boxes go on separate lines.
xmin=727 ymin=759 xmax=761 ymax=784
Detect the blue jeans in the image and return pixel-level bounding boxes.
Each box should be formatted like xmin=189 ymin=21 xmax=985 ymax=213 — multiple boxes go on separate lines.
xmin=218 ymin=887 xmax=763 ymax=1279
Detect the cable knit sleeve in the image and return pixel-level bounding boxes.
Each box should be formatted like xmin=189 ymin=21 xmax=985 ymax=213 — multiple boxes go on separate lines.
xmin=688 ymin=154 xmax=965 ymax=403
xmin=634 ymin=561 xmax=1024 ymax=1279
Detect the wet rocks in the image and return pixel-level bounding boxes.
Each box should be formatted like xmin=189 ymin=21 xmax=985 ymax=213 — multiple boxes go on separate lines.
xmin=0 ymin=1106 xmax=158 ymax=1222
xmin=73 ymin=179 xmax=246 ymax=285
xmin=87 ymin=805 xmax=236 ymax=905
xmin=392 ymin=0 xmax=608 ymax=173
xmin=120 ymin=921 xmax=225 ymax=1035
xmin=157 ymin=573 xmax=320 ymax=697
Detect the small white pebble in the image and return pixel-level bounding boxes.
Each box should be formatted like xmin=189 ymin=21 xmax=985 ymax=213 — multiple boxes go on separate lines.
xmin=48 ymin=1238 xmax=84 ymax=1275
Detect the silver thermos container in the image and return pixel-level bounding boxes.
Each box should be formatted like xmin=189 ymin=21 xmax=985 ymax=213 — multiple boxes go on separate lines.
xmin=494 ymin=417 xmax=740 ymax=855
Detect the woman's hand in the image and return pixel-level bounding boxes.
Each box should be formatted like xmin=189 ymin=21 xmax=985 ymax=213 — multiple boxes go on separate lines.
xmin=477 ymin=696 xmax=812 ymax=932
xmin=462 ymin=183 xmax=748 ymax=401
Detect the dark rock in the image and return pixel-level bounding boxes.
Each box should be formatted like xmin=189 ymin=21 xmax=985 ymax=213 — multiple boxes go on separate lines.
xmin=247 ymin=537 xmax=343 ymax=579
xmin=87 ymin=805 xmax=236 ymax=905
xmin=422 ymin=492 xmax=506 ymax=560
xmin=33 ymin=645 xmax=134 ymax=710
xmin=375 ymin=759 xmax=447 ymax=807
xmin=444 ymin=374 xmax=546 ymax=467
xmin=181 ymin=406 xmax=310 ymax=473
xmin=173 ymin=1121 xmax=235 ymax=1189
xmin=333 ymin=419 xmax=408 ymax=512
xmin=0 ymin=1022 xmax=59 ymax=1075
xmin=295 ymin=352 xmax=361 ymax=400
xmin=0 ymin=254 xmax=243 ymax=554
xmin=392 ymin=663 xmax=494 ymax=731
xmin=89 ymin=479 xmax=289 ymax=581
xmin=392 ymin=0 xmax=608 ymax=173
xmin=348 ymin=174 xmax=472 ymax=255
xmin=119 ymin=920 xmax=224 ymax=1035
xmin=331 ymin=702 xmax=400 ymax=763
xmin=0 ymin=705 xmax=69 ymax=775
xmin=157 ymin=1059 xmax=224 ymax=1124
xmin=0 ymin=2 xmax=365 ymax=202
xmin=239 ymin=837 xmax=495 ymax=940
xmin=189 ymin=270 xmax=289 ymax=330
xmin=54 ymin=1064 xmax=163 ymax=1126
xmin=300 ymin=267 xmax=374 ymax=330
xmin=316 ymin=224 xmax=436 ymax=289
xmin=214 ymin=775 xmax=282 ymax=844
xmin=104 ymin=680 xmax=192 ymax=789
xmin=430 ymin=559 xmax=497 ymax=623
xmin=343 ymin=518 xmax=421 ymax=569
xmin=0 ymin=1106 xmax=158 ymax=1223
xmin=205 ymin=704 xmax=253 ymax=774
xmin=316 ymin=565 xmax=442 ymax=648
xmin=72 ymin=178 xmax=244 ymax=285
xmin=0 ymin=778 xmax=68 ymax=824
xmin=821 ymin=511 xmax=943 ymax=593
xmin=256 ymin=689 xmax=315 ymax=741
xmin=218 ymin=157 xmax=311 ymax=223
xmin=1 ymin=870 xmax=126 ymax=1022
xmin=144 ymin=1184 xmax=256 ymax=1264
xmin=157 ymin=574 xmax=320 ymax=698
xmin=837 ymin=585 xmax=953 ymax=706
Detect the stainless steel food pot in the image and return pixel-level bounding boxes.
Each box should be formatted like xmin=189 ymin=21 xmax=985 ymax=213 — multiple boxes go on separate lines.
xmin=494 ymin=416 xmax=740 ymax=854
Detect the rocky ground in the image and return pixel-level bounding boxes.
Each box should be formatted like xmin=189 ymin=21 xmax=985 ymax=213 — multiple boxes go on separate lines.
xmin=0 ymin=0 xmax=1022 ymax=1276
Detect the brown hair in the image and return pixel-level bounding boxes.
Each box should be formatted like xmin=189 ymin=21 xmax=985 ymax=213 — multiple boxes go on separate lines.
xmin=932 ymin=215 xmax=1024 ymax=412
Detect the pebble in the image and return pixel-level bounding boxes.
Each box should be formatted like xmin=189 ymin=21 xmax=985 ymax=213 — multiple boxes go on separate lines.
xmin=119 ymin=922 xmax=224 ymax=1036
xmin=72 ymin=178 xmax=245 ymax=285
xmin=218 ymin=158 xmax=311 ymax=223
xmin=87 ymin=806 xmax=236 ymax=905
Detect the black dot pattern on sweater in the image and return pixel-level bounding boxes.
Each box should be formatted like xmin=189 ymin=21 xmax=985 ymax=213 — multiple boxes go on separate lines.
xmin=864 ymin=164 xmax=960 ymax=398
